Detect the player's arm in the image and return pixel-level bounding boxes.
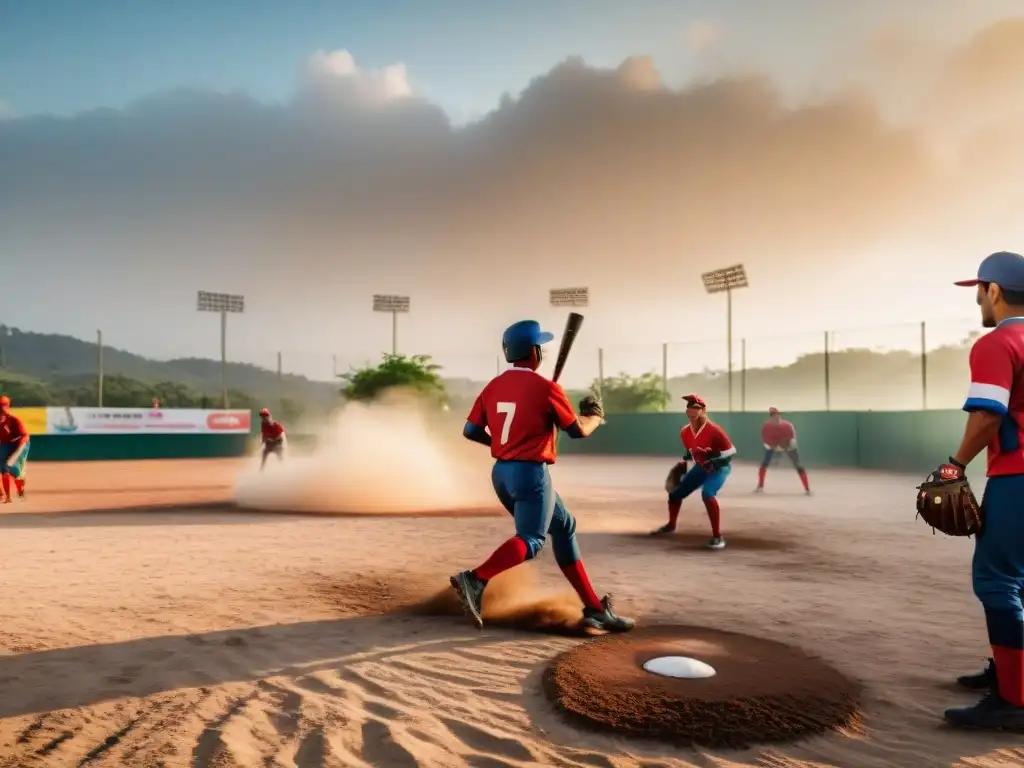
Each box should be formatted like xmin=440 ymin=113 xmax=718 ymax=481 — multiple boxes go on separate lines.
xmin=463 ymin=395 xmax=492 ymax=447
xmin=760 ymin=421 xmax=773 ymax=450
xmin=551 ymin=384 xmax=599 ymax=439
xmin=953 ymin=337 xmax=1011 ymax=466
xmin=6 ymin=418 xmax=28 ymax=463
xmin=678 ymin=429 xmax=694 ymax=461
xmin=704 ymin=428 xmax=737 ymax=470
xmin=782 ymin=421 xmax=797 ymax=449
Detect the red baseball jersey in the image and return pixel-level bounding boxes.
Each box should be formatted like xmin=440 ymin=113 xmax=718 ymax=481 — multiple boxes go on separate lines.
xmin=761 ymin=419 xmax=796 ymax=449
xmin=681 ymin=420 xmax=736 ymax=466
xmin=0 ymin=415 xmax=28 ymax=445
xmin=261 ymin=421 xmax=285 ymax=441
xmin=467 ymin=368 xmax=577 ymax=463
xmin=964 ymin=318 xmax=1024 ymax=477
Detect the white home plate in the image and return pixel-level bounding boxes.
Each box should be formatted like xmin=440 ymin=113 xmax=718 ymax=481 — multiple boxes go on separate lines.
xmin=642 ymin=655 xmax=717 ymax=679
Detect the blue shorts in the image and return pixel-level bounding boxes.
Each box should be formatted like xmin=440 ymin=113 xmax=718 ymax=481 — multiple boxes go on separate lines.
xmin=668 ymin=463 xmax=732 ymax=502
xmin=0 ymin=440 xmax=29 ymax=479
xmin=491 ymin=460 xmax=581 ymax=566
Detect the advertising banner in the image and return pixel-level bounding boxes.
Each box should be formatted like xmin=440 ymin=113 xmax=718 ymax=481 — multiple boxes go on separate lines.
xmin=45 ymin=407 xmax=252 ymax=435
xmin=10 ymin=407 xmax=48 ymax=435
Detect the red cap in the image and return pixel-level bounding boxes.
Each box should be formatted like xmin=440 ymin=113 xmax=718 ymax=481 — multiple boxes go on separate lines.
xmin=259 ymin=408 xmax=270 ymax=417
xmin=682 ymin=393 xmax=706 ymax=409
xmin=768 ymin=407 xmax=780 ymax=415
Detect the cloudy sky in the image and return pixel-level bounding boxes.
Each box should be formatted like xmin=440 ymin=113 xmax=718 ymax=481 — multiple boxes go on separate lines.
xmin=2 ymin=1 xmax=1023 ymax=384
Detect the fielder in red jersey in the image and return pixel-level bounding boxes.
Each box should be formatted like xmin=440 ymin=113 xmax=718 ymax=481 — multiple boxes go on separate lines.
xmin=258 ymin=408 xmax=286 ymax=470
xmin=651 ymin=394 xmax=735 ymax=549
xmin=450 ymin=319 xmax=634 ymax=633
xmin=0 ymin=395 xmax=30 ymax=503
xmin=756 ymin=407 xmax=810 ymax=494
xmin=943 ymin=251 xmax=1024 ymax=730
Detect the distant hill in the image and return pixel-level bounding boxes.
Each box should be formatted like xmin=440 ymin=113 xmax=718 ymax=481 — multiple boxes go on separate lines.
xmin=0 ymin=325 xmax=339 ymax=409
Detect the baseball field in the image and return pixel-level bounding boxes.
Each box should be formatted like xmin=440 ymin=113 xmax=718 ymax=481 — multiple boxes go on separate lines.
xmin=0 ymin=452 xmax=1016 ymax=768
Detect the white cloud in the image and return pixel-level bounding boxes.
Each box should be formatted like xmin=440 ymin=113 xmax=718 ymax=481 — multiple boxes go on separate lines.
xmin=683 ymin=20 xmax=723 ymax=55
xmin=302 ymin=49 xmax=413 ymax=106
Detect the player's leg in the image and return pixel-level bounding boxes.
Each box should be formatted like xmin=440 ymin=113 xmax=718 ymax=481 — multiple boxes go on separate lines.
xmin=0 ymin=445 xmax=12 ymax=503
xmin=259 ymin=445 xmax=269 ymax=471
xmin=451 ymin=461 xmax=553 ymax=628
xmin=9 ymin=455 xmax=27 ymax=499
xmin=756 ymin=448 xmax=773 ymax=492
xmin=700 ymin=464 xmax=732 ymax=549
xmin=787 ymin=448 xmax=810 ymax=493
xmin=546 ymin=491 xmax=633 ymax=631
xmin=651 ymin=465 xmax=707 ymax=535
xmin=946 ymin=476 xmax=1024 ymax=728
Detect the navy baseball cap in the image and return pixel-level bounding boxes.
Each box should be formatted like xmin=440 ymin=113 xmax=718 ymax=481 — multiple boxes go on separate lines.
xmin=955 ymin=251 xmax=1024 ymax=291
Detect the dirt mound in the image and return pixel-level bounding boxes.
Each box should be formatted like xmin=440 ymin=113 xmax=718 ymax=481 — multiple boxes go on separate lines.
xmin=543 ymin=624 xmax=861 ymax=748
xmin=313 ymin=566 xmax=598 ymax=636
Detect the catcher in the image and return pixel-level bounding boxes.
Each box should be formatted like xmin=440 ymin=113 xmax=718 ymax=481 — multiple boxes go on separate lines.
xmin=449 ymin=320 xmax=634 ymax=633
xmin=928 ymin=251 xmax=1024 ymax=731
xmin=650 ymin=394 xmax=735 ymax=549
xmin=259 ymin=408 xmax=286 ymax=470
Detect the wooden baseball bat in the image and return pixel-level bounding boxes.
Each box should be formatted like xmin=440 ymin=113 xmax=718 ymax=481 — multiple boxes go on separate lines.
xmin=551 ymin=312 xmax=584 ymax=383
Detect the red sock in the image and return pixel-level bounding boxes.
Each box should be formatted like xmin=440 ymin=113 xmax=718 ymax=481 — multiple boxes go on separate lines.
xmin=667 ymin=499 xmax=681 ymax=528
xmin=703 ymin=497 xmax=721 ymax=537
xmin=473 ymin=537 xmax=529 ymax=582
xmin=14 ymin=479 xmax=23 ymax=494
xmin=560 ymin=560 xmax=603 ymax=611
xmin=1 ymin=474 xmax=9 ymax=497
xmin=993 ymin=645 xmax=1024 ymax=706
xmin=757 ymin=467 xmax=766 ymax=487
xmin=798 ymin=469 xmax=809 ymax=491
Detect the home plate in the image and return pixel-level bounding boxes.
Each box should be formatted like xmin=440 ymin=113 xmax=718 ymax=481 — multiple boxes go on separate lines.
xmin=642 ymin=656 xmax=717 ymax=679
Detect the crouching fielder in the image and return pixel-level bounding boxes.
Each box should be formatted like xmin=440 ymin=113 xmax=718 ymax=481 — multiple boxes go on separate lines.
xmin=0 ymin=395 xmax=29 ymax=503
xmin=651 ymin=394 xmax=735 ymax=549
xmin=756 ymin=407 xmax=810 ymax=494
xmin=259 ymin=408 xmax=286 ymax=470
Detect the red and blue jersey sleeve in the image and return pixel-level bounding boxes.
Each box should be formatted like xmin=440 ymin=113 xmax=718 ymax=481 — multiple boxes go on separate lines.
xmin=708 ymin=423 xmax=736 ymax=458
xmin=964 ymin=332 xmax=1016 ymax=416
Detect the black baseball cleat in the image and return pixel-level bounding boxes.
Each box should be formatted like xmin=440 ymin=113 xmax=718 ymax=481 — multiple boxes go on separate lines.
xmin=582 ymin=595 xmax=635 ymax=632
xmin=957 ymin=657 xmax=997 ymax=690
xmin=649 ymin=523 xmax=676 ymax=536
xmin=944 ymin=692 xmax=1024 ymax=730
xmin=449 ymin=570 xmax=486 ymax=630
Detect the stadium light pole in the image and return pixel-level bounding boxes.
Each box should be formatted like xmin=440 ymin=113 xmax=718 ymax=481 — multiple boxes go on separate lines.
xmin=549 ymin=287 xmax=590 ymax=388
xmin=197 ymin=290 xmax=245 ymax=408
xmin=373 ymin=294 xmax=410 ymax=356
xmin=701 ymin=264 xmax=749 ymax=412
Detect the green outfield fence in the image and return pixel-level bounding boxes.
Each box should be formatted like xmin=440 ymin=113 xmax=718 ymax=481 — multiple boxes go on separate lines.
xmin=554 ymin=410 xmax=979 ymax=477
xmin=27 ymin=408 xmax=976 ymax=478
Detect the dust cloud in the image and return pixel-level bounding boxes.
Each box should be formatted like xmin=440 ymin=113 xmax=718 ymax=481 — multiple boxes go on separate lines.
xmin=233 ymin=389 xmax=496 ymax=515
xmin=316 ymin=562 xmax=592 ymax=636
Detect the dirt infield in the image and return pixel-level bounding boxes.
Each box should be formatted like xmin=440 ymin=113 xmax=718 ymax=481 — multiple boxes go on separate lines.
xmin=543 ymin=624 xmax=862 ymax=748
xmin=0 ymin=457 xmax=1018 ymax=767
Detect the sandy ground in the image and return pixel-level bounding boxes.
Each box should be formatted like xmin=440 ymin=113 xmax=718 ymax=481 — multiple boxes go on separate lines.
xmin=0 ymin=456 xmax=1022 ymax=768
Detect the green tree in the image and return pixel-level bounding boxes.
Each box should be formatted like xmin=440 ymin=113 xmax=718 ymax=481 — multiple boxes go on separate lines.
xmin=593 ymin=372 xmax=669 ymax=413
xmin=340 ymin=354 xmax=447 ymax=404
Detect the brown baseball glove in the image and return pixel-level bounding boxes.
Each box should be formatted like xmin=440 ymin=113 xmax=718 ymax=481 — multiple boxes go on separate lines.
xmin=915 ymin=471 xmax=983 ymax=537
xmin=665 ymin=460 xmax=689 ymax=492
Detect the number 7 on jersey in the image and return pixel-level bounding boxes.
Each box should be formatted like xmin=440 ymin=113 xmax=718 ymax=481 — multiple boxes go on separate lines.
xmin=496 ymin=402 xmax=517 ymax=445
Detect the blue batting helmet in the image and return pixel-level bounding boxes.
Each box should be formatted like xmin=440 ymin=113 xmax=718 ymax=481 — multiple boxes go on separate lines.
xmin=502 ymin=320 xmax=554 ymax=363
